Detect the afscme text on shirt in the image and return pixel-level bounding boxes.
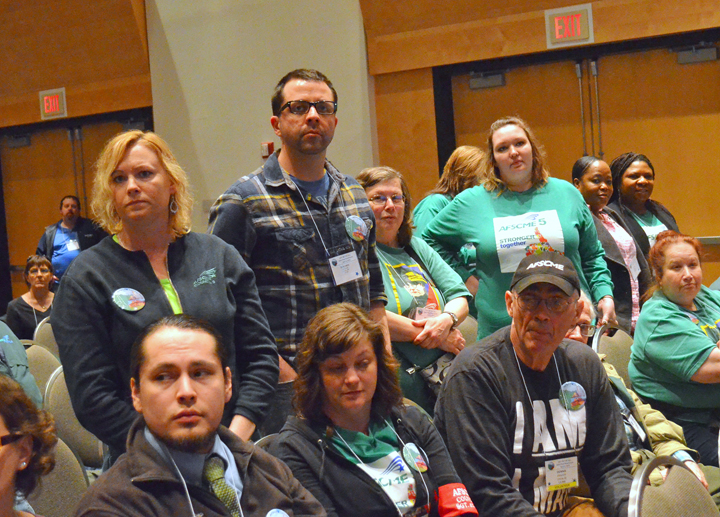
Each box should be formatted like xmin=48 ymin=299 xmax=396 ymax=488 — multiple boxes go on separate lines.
xmin=526 ymin=261 xmax=565 ymax=271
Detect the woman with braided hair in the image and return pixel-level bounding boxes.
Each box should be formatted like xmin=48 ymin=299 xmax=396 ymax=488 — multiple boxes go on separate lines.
xmin=607 ymin=152 xmax=679 ymax=257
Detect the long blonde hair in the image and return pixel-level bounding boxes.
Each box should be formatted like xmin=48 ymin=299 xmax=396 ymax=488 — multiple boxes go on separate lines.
xmin=91 ymin=130 xmax=192 ymax=237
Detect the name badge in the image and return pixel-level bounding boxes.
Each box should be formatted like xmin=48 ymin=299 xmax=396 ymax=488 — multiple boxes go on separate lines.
xmin=545 ymin=456 xmax=579 ymax=492
xmin=66 ymin=239 xmax=80 ymax=251
xmin=627 ymin=413 xmax=647 ymax=443
xmin=413 ymin=306 xmax=441 ymax=320
xmin=629 ymin=255 xmax=641 ymax=280
xmin=328 ymin=244 xmax=363 ymax=286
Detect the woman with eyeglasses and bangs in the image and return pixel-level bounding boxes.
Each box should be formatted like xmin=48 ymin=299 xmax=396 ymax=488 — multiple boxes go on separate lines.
xmin=357 ymin=167 xmax=471 ymax=415
xmin=5 ymin=256 xmax=55 ymax=340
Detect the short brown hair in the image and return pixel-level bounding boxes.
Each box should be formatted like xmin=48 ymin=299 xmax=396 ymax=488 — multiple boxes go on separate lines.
xmin=356 ymin=166 xmax=414 ymax=247
xmin=130 ymin=314 xmax=230 ymax=386
xmin=0 ymin=376 xmax=57 ymax=497
xmin=480 ymin=116 xmax=549 ymax=192
xmin=293 ymin=303 xmax=403 ymax=422
xmin=428 ymin=145 xmax=484 ymax=197
xmin=24 ymin=255 xmax=53 ymax=286
xmin=59 ymin=195 xmax=80 ymax=210
xmin=644 ymin=230 xmax=703 ymax=301
xmin=91 ymin=130 xmax=192 ymax=237
xmin=271 ymin=69 xmax=337 ymax=117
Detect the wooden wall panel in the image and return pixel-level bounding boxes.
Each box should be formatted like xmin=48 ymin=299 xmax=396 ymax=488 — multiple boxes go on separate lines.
xmin=0 ymin=0 xmax=151 ymax=128
xmin=451 ymin=48 xmax=720 ymax=284
xmin=374 ymin=69 xmax=439 ymax=204
xmin=1 ymin=121 xmax=124 ymax=297
xmin=362 ymin=0 xmax=720 ymax=75
xmin=452 ymin=59 xmax=586 ymax=180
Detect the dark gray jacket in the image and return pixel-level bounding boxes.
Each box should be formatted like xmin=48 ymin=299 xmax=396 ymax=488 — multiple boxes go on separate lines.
xmin=271 ymin=405 xmax=463 ymax=517
xmin=53 ymin=233 xmax=278 ymax=458
xmin=593 ymin=206 xmax=651 ymax=333
xmin=74 ymin=418 xmax=326 ymax=517
xmin=607 ymin=199 xmax=679 ymax=257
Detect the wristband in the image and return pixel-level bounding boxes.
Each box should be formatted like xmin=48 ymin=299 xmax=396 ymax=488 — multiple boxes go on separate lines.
xmin=443 ymin=311 xmax=459 ymax=329
xmin=672 ymin=450 xmax=694 ymax=464
xmin=437 ymin=483 xmax=478 ymax=517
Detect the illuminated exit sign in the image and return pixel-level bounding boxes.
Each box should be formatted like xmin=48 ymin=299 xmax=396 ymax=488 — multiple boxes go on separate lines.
xmin=39 ymin=87 xmax=67 ymax=120
xmin=545 ymin=4 xmax=594 ymax=49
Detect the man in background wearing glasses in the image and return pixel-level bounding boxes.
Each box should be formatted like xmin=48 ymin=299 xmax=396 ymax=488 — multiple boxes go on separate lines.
xmin=435 ymin=251 xmax=633 ymax=517
xmin=209 ymin=69 xmax=388 ymax=437
xmin=567 ymin=292 xmax=718 ymax=500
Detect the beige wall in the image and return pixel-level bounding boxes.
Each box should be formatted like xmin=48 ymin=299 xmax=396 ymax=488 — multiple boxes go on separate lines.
xmin=146 ymin=0 xmax=378 ymax=231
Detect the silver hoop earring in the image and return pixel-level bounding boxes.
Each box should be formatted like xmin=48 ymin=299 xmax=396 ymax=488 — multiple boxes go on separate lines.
xmin=169 ymin=197 xmax=178 ymax=214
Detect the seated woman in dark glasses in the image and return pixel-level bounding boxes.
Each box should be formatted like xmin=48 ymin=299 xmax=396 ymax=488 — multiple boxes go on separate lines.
xmin=0 ymin=376 xmax=57 ymax=517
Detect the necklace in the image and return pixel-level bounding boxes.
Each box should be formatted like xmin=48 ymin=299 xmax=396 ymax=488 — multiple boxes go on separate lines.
xmin=29 ymin=291 xmax=52 ymax=311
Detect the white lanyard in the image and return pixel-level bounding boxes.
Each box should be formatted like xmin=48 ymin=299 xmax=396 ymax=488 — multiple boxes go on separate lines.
xmin=291 ymin=170 xmax=344 ymax=257
xmin=334 ymin=420 xmax=430 ymax=517
xmin=512 ymin=350 xmax=579 ymax=455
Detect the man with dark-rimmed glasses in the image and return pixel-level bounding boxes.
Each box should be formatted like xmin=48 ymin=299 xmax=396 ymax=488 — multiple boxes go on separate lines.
xmin=435 ymin=251 xmax=633 ymax=517
xmin=209 ymin=69 xmax=388 ymax=436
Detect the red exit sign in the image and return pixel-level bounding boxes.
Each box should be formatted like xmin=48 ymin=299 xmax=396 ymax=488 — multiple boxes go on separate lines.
xmin=545 ymin=4 xmax=594 ymax=48
xmin=39 ymin=87 xmax=67 ymax=120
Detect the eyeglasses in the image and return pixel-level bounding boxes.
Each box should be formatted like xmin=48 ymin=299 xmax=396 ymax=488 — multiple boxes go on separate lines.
xmin=280 ymin=100 xmax=337 ymax=116
xmin=0 ymin=434 xmax=24 ymax=447
xmin=368 ymin=194 xmax=405 ymax=207
xmin=515 ymin=293 xmax=574 ymax=314
xmin=576 ymin=323 xmax=596 ymax=337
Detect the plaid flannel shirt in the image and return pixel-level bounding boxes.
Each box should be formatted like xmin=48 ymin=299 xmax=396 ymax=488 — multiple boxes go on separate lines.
xmin=209 ymin=152 xmax=387 ymax=362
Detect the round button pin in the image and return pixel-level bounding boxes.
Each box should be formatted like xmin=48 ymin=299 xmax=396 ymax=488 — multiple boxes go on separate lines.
xmin=559 ymin=381 xmax=587 ymax=411
xmin=403 ymin=443 xmax=428 ymax=473
xmin=112 ymin=288 xmax=145 ymax=312
xmin=345 ymin=215 xmax=368 ymax=242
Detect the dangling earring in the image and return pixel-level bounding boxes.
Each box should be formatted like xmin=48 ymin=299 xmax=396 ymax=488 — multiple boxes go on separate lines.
xmin=169 ymin=196 xmax=178 ymax=214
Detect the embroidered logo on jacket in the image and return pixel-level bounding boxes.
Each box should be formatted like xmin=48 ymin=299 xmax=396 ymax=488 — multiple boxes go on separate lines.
xmin=194 ymin=268 xmax=217 ymax=287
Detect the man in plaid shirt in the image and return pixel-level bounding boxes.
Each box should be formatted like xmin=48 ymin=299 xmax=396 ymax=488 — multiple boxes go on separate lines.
xmin=209 ymin=69 xmax=388 ymax=434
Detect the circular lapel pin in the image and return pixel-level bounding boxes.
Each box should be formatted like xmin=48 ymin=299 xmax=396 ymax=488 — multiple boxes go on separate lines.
xmin=345 ymin=215 xmax=368 ymax=242
xmin=112 ymin=288 xmax=145 ymax=312
xmin=559 ymin=381 xmax=587 ymax=411
xmin=403 ymin=443 xmax=428 ymax=472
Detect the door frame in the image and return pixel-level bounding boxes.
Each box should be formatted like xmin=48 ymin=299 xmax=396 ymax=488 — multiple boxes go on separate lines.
xmin=0 ymin=107 xmax=153 ymax=313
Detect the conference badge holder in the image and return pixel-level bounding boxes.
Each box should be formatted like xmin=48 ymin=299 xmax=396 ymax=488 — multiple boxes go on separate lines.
xmin=545 ymin=456 xmax=579 ymax=492
xmin=328 ymin=243 xmax=363 ymax=286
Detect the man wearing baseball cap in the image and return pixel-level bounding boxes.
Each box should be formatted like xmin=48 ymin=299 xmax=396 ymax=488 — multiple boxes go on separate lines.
xmin=435 ymin=251 xmax=633 ymax=517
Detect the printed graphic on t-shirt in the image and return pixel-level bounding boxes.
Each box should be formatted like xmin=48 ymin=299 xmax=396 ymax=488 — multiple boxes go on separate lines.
xmin=493 ymin=211 xmax=565 ymax=273
xmin=390 ymin=264 xmax=442 ymax=317
xmin=642 ymin=223 xmax=667 ymax=249
xmin=685 ymin=310 xmax=720 ymax=343
xmin=512 ymin=398 xmax=586 ymax=514
xmin=355 ymin=451 xmax=418 ymax=514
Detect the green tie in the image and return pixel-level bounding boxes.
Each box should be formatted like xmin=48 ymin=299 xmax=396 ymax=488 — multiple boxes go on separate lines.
xmin=203 ymin=455 xmax=242 ymax=517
